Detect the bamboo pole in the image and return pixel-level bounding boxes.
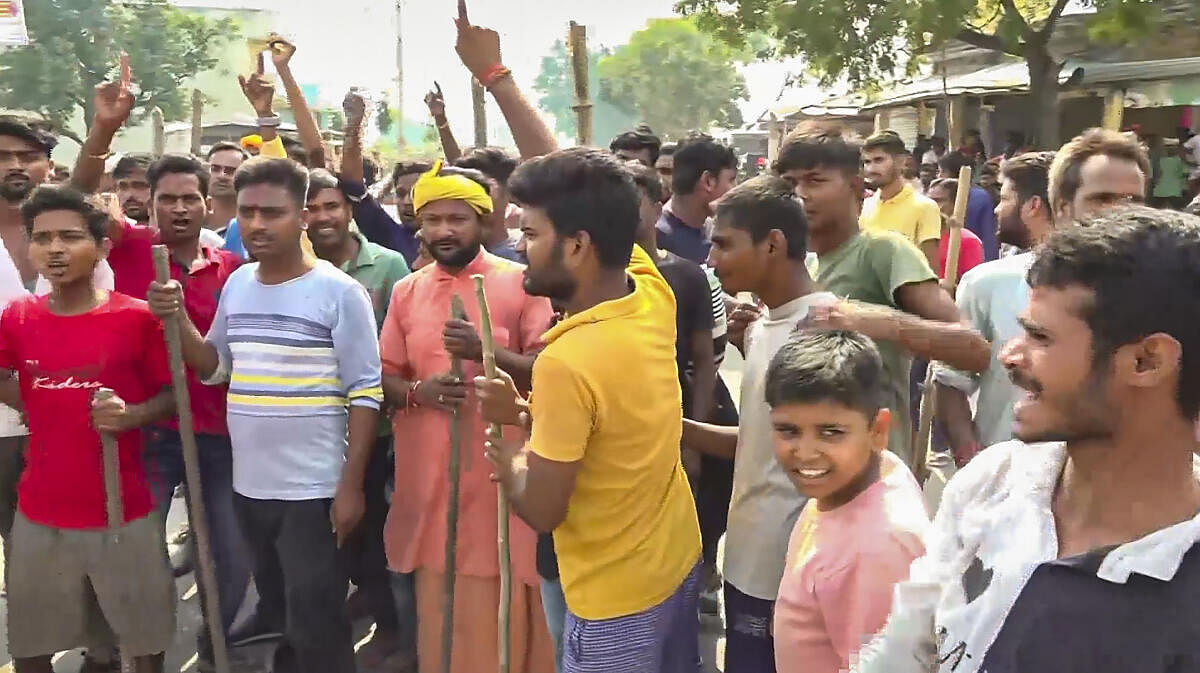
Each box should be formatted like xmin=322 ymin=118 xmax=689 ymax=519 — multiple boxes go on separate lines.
xmin=472 ymin=80 xmax=488 ymax=147
xmin=190 ymin=89 xmax=203 ymax=157
xmin=472 ymin=274 xmax=511 ymax=673
xmin=95 ymin=388 xmax=136 ymax=673
xmin=913 ymin=165 xmax=971 ymax=484
xmin=442 ymin=295 xmax=468 ymax=673
xmin=568 ymin=21 xmax=593 ymax=147
xmin=152 ymin=247 xmax=232 ymax=673
xmin=151 ymin=107 xmax=165 ymax=158
xmin=1103 ymin=89 xmax=1126 ymax=131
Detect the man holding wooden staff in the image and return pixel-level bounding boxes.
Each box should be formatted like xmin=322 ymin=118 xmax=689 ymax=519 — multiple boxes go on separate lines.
xmin=477 ymin=148 xmax=704 ymax=673
xmin=378 ymin=160 xmax=553 ymax=673
xmin=0 ymin=184 xmax=176 ymax=673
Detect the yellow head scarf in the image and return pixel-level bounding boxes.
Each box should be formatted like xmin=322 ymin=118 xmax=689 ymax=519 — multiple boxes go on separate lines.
xmin=412 ymin=159 xmax=494 ymax=215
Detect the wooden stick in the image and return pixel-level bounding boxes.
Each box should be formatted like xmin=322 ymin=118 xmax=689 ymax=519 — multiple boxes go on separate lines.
xmin=95 ymin=388 xmax=136 ymax=673
xmin=151 ymin=107 xmax=165 ymax=158
xmin=913 ymin=166 xmax=972 ymax=484
xmin=190 ymin=89 xmax=204 ymax=157
xmin=442 ymin=295 xmax=468 ymax=673
xmin=568 ymin=21 xmax=593 ymax=146
xmin=472 ymin=79 xmax=488 ymax=148
xmin=151 ymin=247 xmax=232 ymax=673
xmin=471 ymin=274 xmax=511 ymax=673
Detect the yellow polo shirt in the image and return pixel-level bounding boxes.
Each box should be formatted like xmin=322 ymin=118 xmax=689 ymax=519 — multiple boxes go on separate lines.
xmin=530 ymin=244 xmax=701 ymax=620
xmin=860 ymin=183 xmax=942 ymax=246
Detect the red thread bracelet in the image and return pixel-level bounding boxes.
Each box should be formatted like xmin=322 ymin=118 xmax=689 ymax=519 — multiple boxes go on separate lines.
xmin=480 ymin=64 xmax=512 ymax=89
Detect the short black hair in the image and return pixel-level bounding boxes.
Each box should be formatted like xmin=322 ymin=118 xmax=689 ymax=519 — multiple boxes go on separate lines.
xmin=715 ymin=175 xmax=807 ymax=260
xmin=392 ymin=160 xmax=432 ymax=186
xmin=1028 ymin=205 xmax=1200 ymax=419
xmin=234 ymin=157 xmax=309 ymax=209
xmin=774 ymin=123 xmax=861 ymax=176
xmin=610 ymin=125 xmax=663 ymax=166
xmin=659 ymin=142 xmax=677 ymax=158
xmin=672 ymin=133 xmax=738 ymax=195
xmin=147 ymin=154 xmax=211 ymax=199
xmin=0 ymin=117 xmax=57 ymax=157
xmin=455 ymin=146 xmax=519 ymax=187
xmin=1001 ymin=151 xmax=1054 ymax=208
xmin=928 ymin=177 xmax=957 ymax=195
xmin=862 ymin=131 xmax=907 ymax=156
xmin=764 ymin=330 xmax=885 ymax=419
xmin=438 ymin=165 xmax=494 ymax=195
xmin=113 ymin=153 xmax=154 ymax=180
xmin=280 ymin=136 xmax=307 ymax=166
xmin=19 ymin=184 xmax=109 ymax=242
xmin=509 ymin=147 xmax=639 ymax=269
xmin=938 ymin=151 xmax=971 ymax=174
xmin=206 ymin=141 xmax=249 ymax=161
xmin=626 ymin=160 xmax=663 ymax=203
xmin=306 ymin=168 xmax=343 ymax=202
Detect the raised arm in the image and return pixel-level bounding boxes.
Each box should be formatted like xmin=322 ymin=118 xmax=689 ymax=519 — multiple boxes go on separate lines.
xmin=425 ymin=83 xmax=462 ymax=163
xmin=269 ymin=34 xmax=326 ymax=168
xmin=72 ymin=53 xmax=134 ymax=195
xmin=238 ymin=54 xmax=282 ymax=151
xmin=341 ymin=91 xmax=366 ymax=185
xmin=454 ymin=1 xmax=557 ymax=160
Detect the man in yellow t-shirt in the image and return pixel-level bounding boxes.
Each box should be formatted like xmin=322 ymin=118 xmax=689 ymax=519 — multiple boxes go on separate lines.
xmin=860 ymin=132 xmax=941 ymax=270
xmin=476 ymin=148 xmax=703 ymax=672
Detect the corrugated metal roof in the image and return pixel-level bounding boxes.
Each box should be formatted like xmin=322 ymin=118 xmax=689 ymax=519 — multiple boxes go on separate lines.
xmin=861 ymin=57 xmax=1200 ymax=110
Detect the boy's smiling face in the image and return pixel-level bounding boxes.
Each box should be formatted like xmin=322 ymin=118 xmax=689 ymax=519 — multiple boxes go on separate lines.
xmin=770 ymin=400 xmax=890 ymax=509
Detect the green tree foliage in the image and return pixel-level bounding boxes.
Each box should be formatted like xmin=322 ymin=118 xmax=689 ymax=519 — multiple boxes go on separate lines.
xmin=533 ymin=40 xmax=636 ymax=145
xmin=678 ymin=0 xmax=1170 ymax=147
xmin=0 ymin=0 xmax=237 ymax=142
xmin=376 ymin=100 xmax=393 ymax=136
xmin=597 ymin=18 xmax=748 ymax=140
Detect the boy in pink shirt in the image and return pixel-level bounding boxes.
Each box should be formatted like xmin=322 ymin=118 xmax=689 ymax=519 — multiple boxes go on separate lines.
xmin=765 ymin=330 xmax=930 ymax=673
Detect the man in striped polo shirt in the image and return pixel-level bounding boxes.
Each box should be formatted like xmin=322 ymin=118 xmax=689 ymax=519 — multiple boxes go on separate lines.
xmin=147 ymin=157 xmax=383 ymax=673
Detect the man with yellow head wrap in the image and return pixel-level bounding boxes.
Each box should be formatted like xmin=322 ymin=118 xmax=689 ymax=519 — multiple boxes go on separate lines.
xmin=379 ymin=159 xmax=557 ymax=673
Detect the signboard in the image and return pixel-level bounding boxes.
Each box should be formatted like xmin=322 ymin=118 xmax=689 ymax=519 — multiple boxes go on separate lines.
xmin=0 ymin=0 xmax=28 ymax=47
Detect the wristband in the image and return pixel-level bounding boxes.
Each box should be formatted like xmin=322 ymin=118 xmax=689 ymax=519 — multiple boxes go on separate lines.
xmin=480 ymin=64 xmax=512 ymax=89
xmin=257 ymin=114 xmax=282 ymax=128
xmin=87 ymin=150 xmax=114 ymax=161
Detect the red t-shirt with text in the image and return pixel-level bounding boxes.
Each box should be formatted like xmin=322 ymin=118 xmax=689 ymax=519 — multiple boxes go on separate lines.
xmin=0 ymin=293 xmax=170 ymax=529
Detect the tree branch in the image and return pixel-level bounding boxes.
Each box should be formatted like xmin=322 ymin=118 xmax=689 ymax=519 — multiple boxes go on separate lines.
xmin=1041 ymin=0 xmax=1073 ymax=36
xmin=955 ymin=29 xmax=1024 ymax=57
xmin=999 ymin=0 xmax=1032 ymax=37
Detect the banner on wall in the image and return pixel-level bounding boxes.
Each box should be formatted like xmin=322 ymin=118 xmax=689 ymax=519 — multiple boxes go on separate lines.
xmin=0 ymin=0 xmax=28 ymax=47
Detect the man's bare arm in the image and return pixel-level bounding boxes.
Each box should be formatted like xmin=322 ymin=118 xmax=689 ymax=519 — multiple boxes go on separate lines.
xmin=681 ymin=419 xmax=737 ymax=460
xmin=269 ymin=35 xmax=326 ymax=168
xmin=72 ymin=53 xmax=134 ymax=194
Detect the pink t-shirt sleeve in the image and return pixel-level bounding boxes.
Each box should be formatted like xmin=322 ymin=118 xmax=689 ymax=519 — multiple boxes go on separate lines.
xmin=814 ymin=539 xmax=923 ymax=669
xmin=518 ymin=294 xmax=554 ymax=353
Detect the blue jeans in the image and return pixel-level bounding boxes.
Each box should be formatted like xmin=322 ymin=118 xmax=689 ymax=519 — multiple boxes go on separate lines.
xmin=540 ymin=576 xmax=567 ymax=673
xmin=144 ymin=430 xmax=253 ymax=640
xmin=389 ymin=571 xmax=419 ymax=657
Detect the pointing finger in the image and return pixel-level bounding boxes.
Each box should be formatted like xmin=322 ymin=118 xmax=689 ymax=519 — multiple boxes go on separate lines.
xmin=457 ymin=0 xmax=469 ymax=24
xmin=256 ymin=51 xmax=265 ymax=75
xmin=435 ymin=81 xmax=443 ymax=97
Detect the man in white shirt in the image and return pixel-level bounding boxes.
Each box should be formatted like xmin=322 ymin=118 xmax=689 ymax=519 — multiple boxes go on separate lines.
xmin=857 ymin=205 xmax=1200 ymax=673
xmin=934 ymin=152 xmax=1055 ymax=466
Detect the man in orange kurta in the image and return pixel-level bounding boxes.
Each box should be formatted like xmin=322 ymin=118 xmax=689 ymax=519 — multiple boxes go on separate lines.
xmin=380 ymin=162 xmax=555 ymax=673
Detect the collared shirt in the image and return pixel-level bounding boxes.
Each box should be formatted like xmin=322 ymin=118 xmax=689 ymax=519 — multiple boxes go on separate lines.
xmin=106 ymin=218 xmax=157 ymax=299
xmin=380 ymin=249 xmax=552 ymax=586
xmin=860 ymin=183 xmax=942 ymax=247
xmin=931 ymin=253 xmax=1032 ymax=448
xmin=856 ymin=441 xmax=1200 ymax=673
xmin=530 ymin=245 xmax=702 ymax=620
xmin=339 ymin=231 xmax=411 ymax=332
xmin=163 ymin=245 xmax=243 ymax=436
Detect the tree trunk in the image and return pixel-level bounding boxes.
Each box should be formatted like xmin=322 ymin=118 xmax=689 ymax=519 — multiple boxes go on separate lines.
xmin=1025 ymin=42 xmax=1062 ymax=150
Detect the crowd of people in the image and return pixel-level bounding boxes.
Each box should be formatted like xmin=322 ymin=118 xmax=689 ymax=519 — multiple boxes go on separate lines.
xmin=0 ymin=4 xmax=1199 ymax=673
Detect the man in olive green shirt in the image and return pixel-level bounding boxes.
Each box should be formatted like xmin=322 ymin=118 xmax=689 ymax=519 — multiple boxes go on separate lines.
xmin=772 ymin=125 xmax=990 ymax=467
xmin=305 ymin=168 xmax=410 ymax=666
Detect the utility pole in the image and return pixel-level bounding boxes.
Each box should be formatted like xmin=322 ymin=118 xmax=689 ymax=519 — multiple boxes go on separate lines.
xmin=395 ymin=0 xmax=405 ymax=148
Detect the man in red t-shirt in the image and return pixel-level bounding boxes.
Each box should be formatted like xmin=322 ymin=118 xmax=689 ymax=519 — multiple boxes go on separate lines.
xmin=141 ymin=154 xmax=258 ymax=664
xmin=926 ymin=178 xmax=985 ymax=284
xmin=0 ymin=184 xmax=176 ymax=672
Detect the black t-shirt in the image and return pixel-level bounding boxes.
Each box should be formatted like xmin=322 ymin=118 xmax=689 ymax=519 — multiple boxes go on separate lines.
xmin=655 ymin=250 xmax=715 ymax=418
xmin=978 ymin=542 xmax=1200 ymax=673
